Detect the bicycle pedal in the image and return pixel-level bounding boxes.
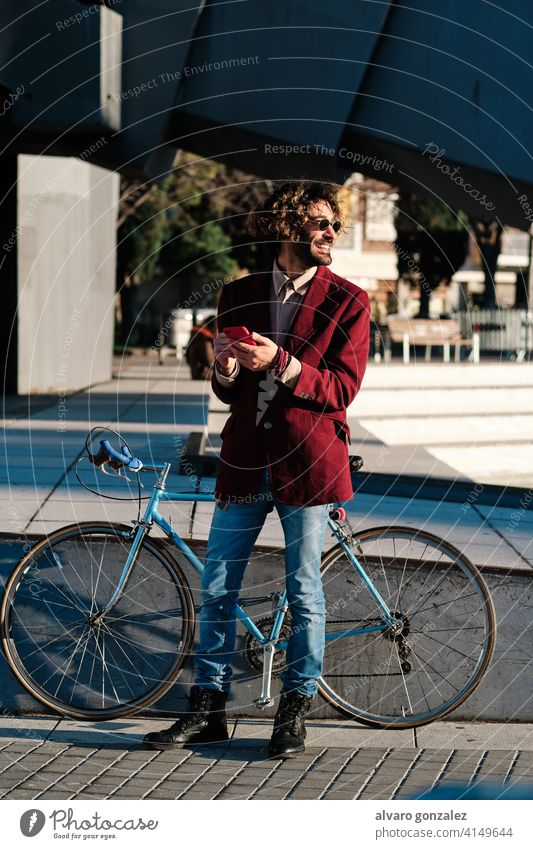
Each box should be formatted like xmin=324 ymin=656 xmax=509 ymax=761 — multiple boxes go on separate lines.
xmin=253 ymin=697 xmax=275 ymax=710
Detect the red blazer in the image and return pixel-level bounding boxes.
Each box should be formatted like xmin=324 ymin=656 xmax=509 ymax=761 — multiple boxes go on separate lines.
xmin=212 ymin=265 xmax=370 ymax=506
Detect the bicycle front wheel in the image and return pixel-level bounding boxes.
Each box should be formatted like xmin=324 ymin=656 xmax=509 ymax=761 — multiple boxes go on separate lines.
xmin=1 ymin=522 xmax=195 ymax=720
xmin=319 ymin=526 xmax=496 ymax=728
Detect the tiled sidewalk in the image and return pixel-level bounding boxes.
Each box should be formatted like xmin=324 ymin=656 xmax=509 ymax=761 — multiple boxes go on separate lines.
xmin=1 ymin=719 xmax=533 ymax=801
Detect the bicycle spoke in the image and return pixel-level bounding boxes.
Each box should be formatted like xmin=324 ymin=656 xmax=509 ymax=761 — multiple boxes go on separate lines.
xmin=410 ymin=641 xmax=464 ymax=693
xmin=106 ymin=606 xmax=186 ymax=625
xmin=100 ymin=624 xmax=173 ymax=674
xmin=55 ymin=629 xmax=97 ymax=703
xmin=99 ymin=622 xmax=149 ymax=700
xmin=92 ymin=627 xmax=121 ymax=707
xmin=3 ymin=527 xmax=193 ymax=717
xmin=414 ymin=590 xmax=482 ymax=617
xmin=395 ymin=540 xmax=432 ymax=610
xmin=320 ymin=527 xmax=494 ymax=727
xmin=419 ymin=625 xmax=484 ymax=633
xmin=402 ymin=642 xmax=435 ymax=714
xmin=393 ymin=536 xmax=410 ymax=612
xmin=417 ymin=630 xmax=481 ymax=663
xmin=48 ymin=626 xmax=94 ymax=697
xmin=14 ymin=619 xmax=88 ymax=665
xmin=399 ymin=547 xmax=444 ymax=615
xmin=393 ymin=641 xmax=414 ymax=716
xmin=402 ymin=555 xmax=454 ymax=618
xmin=36 ymin=575 xmax=89 ymax=618
xmin=57 ymin=552 xmax=95 ymax=615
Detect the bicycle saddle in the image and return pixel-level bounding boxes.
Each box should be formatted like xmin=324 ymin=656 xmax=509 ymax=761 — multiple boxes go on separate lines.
xmin=349 ymin=455 xmax=364 ymax=473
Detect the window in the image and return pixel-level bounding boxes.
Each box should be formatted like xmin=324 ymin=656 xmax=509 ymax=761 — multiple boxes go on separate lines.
xmin=365 ymin=192 xmax=398 ymax=242
xmin=501 ymin=230 xmax=529 ymax=257
xmin=335 ymin=225 xmax=357 ymax=250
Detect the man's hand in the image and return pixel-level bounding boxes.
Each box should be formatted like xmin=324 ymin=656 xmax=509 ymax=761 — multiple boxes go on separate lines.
xmin=232 ymin=332 xmax=278 ymax=372
xmin=213 ymin=332 xmax=238 ymax=375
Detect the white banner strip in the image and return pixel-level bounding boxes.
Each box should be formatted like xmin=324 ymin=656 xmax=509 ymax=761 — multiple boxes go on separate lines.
xmin=2 ymin=799 xmax=530 ymax=848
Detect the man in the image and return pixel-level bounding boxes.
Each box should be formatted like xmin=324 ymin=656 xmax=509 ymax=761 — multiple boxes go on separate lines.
xmin=144 ymin=181 xmax=370 ymax=758
xmin=185 ymin=315 xmax=216 ymax=380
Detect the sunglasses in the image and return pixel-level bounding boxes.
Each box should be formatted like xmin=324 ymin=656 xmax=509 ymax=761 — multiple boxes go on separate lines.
xmin=308 ymin=217 xmax=342 ymax=233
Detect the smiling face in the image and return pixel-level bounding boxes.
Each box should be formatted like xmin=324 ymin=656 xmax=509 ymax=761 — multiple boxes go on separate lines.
xmin=292 ymin=200 xmax=339 ymax=268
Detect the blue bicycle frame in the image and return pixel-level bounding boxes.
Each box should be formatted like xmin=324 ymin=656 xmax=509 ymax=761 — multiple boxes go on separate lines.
xmin=94 ymin=461 xmax=397 ymax=708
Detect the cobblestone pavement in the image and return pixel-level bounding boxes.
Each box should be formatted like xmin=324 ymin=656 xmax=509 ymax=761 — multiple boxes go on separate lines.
xmin=2 ymin=724 xmax=533 ymax=801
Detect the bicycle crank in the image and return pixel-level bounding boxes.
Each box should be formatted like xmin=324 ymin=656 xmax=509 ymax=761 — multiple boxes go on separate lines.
xmin=244 ymin=615 xmax=292 ymax=674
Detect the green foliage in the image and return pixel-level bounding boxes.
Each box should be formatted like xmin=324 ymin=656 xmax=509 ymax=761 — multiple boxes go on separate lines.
xmin=158 ymin=219 xmax=237 ymax=303
xmin=394 ymin=191 xmax=469 ymax=317
xmin=396 ymin=193 xmax=469 ymax=234
xmin=117 ymin=152 xmax=270 ymax=306
xmin=117 ymin=185 xmax=170 ymax=283
xmin=160 ymin=152 xmax=270 ymax=274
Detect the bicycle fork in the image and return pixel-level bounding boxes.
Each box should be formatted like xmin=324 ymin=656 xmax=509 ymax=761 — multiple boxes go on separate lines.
xmin=89 ymin=522 xmax=150 ymax=625
xmin=90 ymin=478 xmax=169 ymax=624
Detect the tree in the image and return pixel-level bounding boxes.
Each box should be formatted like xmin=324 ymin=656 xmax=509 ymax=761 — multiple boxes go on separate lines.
xmin=394 ymin=192 xmax=469 ymax=318
xmin=114 ymin=154 xmax=265 ymax=342
xmin=157 ymin=217 xmax=237 ymax=304
xmin=117 ymin=150 xmax=271 ymax=287
xmin=116 ymin=180 xmax=171 ymax=343
xmin=117 ymin=182 xmax=170 ymax=282
xmin=469 ymin=218 xmax=502 ymax=308
xmin=160 ymin=152 xmax=271 ymax=274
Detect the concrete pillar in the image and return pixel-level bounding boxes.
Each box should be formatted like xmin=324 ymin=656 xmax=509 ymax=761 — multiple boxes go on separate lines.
xmin=0 ymin=155 xmax=19 ymax=394
xmin=1 ymin=154 xmax=120 ymax=395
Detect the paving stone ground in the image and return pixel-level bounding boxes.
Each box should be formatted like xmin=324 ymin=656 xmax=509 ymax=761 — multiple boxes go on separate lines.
xmin=1 ymin=720 xmax=533 ymax=800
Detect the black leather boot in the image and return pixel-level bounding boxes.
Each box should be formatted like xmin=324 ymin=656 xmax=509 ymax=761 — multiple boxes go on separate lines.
xmin=143 ymin=686 xmax=229 ymax=750
xmin=267 ymin=691 xmax=313 ymax=759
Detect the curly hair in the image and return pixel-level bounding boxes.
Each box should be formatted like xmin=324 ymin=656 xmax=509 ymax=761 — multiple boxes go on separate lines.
xmin=247 ymin=181 xmax=345 ymax=255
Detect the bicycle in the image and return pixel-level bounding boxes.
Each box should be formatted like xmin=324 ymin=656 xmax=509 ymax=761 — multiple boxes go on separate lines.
xmin=1 ymin=428 xmax=496 ymax=729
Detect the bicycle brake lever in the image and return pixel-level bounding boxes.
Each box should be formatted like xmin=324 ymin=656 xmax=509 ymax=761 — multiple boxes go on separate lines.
xmin=98 ymin=465 xmax=143 ymax=486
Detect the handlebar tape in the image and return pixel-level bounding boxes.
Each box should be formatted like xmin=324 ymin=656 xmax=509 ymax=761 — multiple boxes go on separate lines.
xmin=89 ymin=440 xmax=143 ymax=472
xmin=101 ymin=440 xmax=143 ymax=471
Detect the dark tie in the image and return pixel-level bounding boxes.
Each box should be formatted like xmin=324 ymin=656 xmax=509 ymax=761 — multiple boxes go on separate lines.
xmin=276 ymin=279 xmax=297 ymax=345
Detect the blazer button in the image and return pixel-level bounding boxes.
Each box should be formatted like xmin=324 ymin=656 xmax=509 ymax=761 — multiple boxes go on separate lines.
xmin=263 ymin=421 xmax=273 ymax=429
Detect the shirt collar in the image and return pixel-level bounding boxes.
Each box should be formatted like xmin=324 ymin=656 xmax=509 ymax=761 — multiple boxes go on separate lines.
xmin=272 ymin=259 xmax=317 ymax=296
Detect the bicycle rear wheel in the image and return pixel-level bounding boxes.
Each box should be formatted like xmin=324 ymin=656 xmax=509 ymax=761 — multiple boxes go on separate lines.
xmin=318 ymin=526 xmax=496 ymax=728
xmin=1 ymin=522 xmax=195 ymax=720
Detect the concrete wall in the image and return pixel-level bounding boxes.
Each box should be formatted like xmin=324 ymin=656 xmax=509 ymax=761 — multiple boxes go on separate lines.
xmin=1 ymin=539 xmax=531 ymax=723
xmin=16 ymin=154 xmax=120 ymax=394
xmin=3 ymin=1 xmax=121 ymax=133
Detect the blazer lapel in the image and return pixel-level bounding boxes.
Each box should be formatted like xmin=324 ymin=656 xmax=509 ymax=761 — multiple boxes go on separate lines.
xmin=238 ymin=267 xmax=273 ymax=337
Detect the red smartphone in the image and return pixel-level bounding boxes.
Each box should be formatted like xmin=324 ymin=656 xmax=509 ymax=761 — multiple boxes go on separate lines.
xmin=223 ymin=325 xmax=257 ymax=346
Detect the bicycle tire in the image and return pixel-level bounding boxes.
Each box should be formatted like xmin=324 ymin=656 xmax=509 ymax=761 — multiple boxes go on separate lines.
xmin=1 ymin=522 xmax=196 ymax=720
xmin=318 ymin=525 xmax=496 ymax=728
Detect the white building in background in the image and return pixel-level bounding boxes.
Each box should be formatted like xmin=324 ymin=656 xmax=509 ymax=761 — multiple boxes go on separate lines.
xmin=333 ymin=174 xmax=400 ymax=317
xmin=452 ymin=229 xmax=530 ymax=310
xmin=334 ymin=174 xmax=530 ymax=318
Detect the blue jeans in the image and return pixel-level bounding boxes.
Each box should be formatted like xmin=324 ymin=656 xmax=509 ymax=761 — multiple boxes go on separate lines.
xmin=195 ymin=467 xmax=330 ymax=697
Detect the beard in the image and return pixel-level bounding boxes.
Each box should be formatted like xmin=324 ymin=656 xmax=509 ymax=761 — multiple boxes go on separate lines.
xmin=292 ymin=237 xmax=333 ymax=267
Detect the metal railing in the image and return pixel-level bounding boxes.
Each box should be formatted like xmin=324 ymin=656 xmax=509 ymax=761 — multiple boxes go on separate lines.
xmin=456 ymin=310 xmax=533 ymax=360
